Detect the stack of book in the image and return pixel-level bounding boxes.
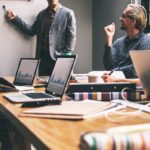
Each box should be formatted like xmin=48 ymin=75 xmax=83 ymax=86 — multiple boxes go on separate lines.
xmin=80 ymin=123 xmax=150 ymax=150
xmin=69 ymin=91 xmax=141 ymax=101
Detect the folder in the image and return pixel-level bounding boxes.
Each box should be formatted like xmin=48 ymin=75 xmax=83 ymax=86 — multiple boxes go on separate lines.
xmin=21 ymin=101 xmax=122 ymax=120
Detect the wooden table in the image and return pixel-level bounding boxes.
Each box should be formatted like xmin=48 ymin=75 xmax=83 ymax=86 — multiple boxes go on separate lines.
xmin=0 ymin=87 xmax=150 ymax=150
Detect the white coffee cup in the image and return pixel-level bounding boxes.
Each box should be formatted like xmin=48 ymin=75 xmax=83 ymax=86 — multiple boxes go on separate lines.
xmin=88 ymin=74 xmax=101 ymax=83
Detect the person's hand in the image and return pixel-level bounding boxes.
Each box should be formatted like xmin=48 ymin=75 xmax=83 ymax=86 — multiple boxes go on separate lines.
xmin=35 ymin=77 xmax=47 ymax=84
xmin=104 ymin=22 xmax=115 ymax=37
xmin=6 ymin=10 xmax=16 ymax=20
xmin=101 ymin=74 xmax=117 ymax=83
xmin=104 ymin=22 xmax=115 ymax=47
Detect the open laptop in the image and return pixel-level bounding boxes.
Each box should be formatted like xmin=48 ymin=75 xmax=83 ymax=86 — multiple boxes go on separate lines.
xmin=130 ymin=50 xmax=150 ymax=99
xmin=0 ymin=58 xmax=39 ymax=91
xmin=3 ymin=55 xmax=77 ymax=103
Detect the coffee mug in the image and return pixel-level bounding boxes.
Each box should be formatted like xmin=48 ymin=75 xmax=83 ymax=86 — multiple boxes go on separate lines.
xmin=88 ymin=75 xmax=100 ymax=83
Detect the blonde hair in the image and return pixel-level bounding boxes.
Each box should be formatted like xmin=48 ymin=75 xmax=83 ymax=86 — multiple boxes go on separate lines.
xmin=127 ymin=4 xmax=147 ymax=30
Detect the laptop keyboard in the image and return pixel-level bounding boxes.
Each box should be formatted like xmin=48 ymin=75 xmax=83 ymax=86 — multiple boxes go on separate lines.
xmin=24 ymin=92 xmax=53 ymax=99
xmin=22 ymin=92 xmax=61 ymax=107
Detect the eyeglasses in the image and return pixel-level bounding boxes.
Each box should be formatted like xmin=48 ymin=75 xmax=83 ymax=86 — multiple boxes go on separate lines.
xmin=121 ymin=13 xmax=131 ymax=19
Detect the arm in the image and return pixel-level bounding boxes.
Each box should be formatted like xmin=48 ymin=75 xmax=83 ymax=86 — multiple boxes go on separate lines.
xmin=103 ymin=45 xmax=114 ymax=70
xmin=103 ymin=40 xmax=120 ymax=70
xmin=65 ymin=10 xmax=76 ymax=53
xmin=103 ymin=39 xmax=136 ymax=77
xmin=104 ymin=22 xmax=115 ymax=47
xmin=6 ymin=10 xmax=37 ymax=36
xmin=103 ymin=23 xmax=116 ymax=70
xmin=101 ymin=74 xmax=141 ymax=86
xmin=113 ymin=64 xmax=137 ymax=78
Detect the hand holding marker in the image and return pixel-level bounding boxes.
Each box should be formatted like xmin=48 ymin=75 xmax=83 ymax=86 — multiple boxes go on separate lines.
xmin=3 ymin=5 xmax=16 ymax=20
xmin=101 ymin=70 xmax=114 ymax=81
xmin=108 ymin=70 xmax=114 ymax=75
xmin=102 ymin=70 xmax=114 ymax=76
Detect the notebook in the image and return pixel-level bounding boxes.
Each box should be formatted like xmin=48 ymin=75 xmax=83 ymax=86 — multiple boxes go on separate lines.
xmin=3 ymin=55 xmax=77 ymax=103
xmin=22 ymin=100 xmax=122 ymax=120
xmin=130 ymin=50 xmax=150 ymax=98
xmin=0 ymin=58 xmax=39 ymax=91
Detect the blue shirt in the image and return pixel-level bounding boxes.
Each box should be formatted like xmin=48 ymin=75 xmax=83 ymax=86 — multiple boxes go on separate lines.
xmin=103 ymin=32 xmax=150 ymax=78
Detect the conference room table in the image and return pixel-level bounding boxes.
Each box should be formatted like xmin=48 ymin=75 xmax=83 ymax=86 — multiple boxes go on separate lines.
xmin=0 ymin=84 xmax=150 ymax=149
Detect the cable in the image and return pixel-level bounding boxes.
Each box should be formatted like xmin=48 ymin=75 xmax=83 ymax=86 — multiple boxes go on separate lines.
xmin=105 ymin=87 xmax=150 ymax=122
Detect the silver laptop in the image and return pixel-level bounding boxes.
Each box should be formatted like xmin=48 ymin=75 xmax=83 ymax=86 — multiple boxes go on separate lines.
xmin=130 ymin=50 xmax=150 ymax=98
xmin=3 ymin=55 xmax=77 ymax=103
xmin=0 ymin=58 xmax=39 ymax=91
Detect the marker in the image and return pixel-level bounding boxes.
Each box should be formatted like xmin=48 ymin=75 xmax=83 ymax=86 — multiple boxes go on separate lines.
xmin=2 ymin=5 xmax=8 ymax=13
xmin=2 ymin=5 xmax=6 ymax=10
xmin=108 ymin=70 xmax=113 ymax=75
xmin=102 ymin=70 xmax=114 ymax=77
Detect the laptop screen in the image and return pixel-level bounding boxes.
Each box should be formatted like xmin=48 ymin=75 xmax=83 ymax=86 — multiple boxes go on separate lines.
xmin=14 ymin=58 xmax=39 ymax=85
xmin=130 ymin=50 xmax=150 ymax=98
xmin=46 ymin=55 xmax=77 ymax=97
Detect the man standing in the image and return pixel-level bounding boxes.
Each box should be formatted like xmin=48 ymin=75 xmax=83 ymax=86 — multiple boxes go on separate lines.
xmin=6 ymin=0 xmax=76 ymax=76
xmin=103 ymin=4 xmax=150 ymax=78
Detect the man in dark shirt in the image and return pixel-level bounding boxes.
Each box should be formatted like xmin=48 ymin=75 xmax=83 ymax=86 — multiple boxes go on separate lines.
xmin=6 ymin=0 xmax=76 ymax=76
xmin=0 ymin=113 xmax=12 ymax=150
xmin=103 ymin=4 xmax=150 ymax=78
xmin=2 ymin=0 xmax=76 ymax=149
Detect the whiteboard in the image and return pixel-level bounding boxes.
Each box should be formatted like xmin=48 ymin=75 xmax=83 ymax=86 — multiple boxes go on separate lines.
xmin=0 ymin=0 xmax=93 ymax=76
xmin=0 ymin=0 xmax=47 ymax=76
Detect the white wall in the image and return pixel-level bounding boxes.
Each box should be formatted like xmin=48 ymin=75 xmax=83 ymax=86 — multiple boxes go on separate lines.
xmin=61 ymin=0 xmax=92 ymax=73
xmin=0 ymin=0 xmax=92 ymax=76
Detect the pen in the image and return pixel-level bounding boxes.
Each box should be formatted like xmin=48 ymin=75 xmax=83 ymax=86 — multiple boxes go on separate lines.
xmin=2 ymin=5 xmax=9 ymax=14
xmin=108 ymin=70 xmax=114 ymax=75
xmin=102 ymin=70 xmax=114 ymax=77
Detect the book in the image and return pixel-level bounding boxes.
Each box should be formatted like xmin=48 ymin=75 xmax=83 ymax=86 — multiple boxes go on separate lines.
xmin=107 ymin=123 xmax=150 ymax=134
xmin=68 ymin=91 xmax=141 ymax=101
xmin=67 ymin=82 xmax=136 ymax=92
xmin=21 ymin=100 xmax=125 ymax=120
xmin=80 ymin=123 xmax=150 ymax=150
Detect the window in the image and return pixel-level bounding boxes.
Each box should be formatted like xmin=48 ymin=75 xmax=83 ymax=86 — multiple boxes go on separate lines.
xmin=141 ymin=0 xmax=150 ymax=32
xmin=131 ymin=0 xmax=141 ymax=4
